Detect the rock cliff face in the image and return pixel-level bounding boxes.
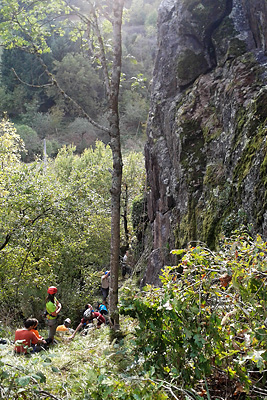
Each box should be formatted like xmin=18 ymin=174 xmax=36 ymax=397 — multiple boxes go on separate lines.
xmin=143 ymin=0 xmax=267 ymax=286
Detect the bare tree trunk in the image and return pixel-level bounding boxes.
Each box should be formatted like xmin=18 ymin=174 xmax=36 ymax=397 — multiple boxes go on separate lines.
xmin=108 ymin=0 xmax=124 ymax=331
xmin=122 ymin=183 xmax=129 ymax=248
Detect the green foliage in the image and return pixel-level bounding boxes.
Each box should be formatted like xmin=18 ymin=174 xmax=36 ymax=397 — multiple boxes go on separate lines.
xmin=22 ymin=106 xmax=64 ymax=141
xmin=126 ymin=0 xmax=160 ymax=28
xmin=131 ymin=193 xmax=148 ymax=258
xmin=15 ymin=125 xmax=43 ymax=162
xmin=0 ymin=139 xmax=113 ymax=320
xmin=0 ymin=134 xmax=145 ymax=323
xmin=120 ymin=234 xmax=267 ymax=395
xmin=0 ymin=86 xmax=15 ymax=115
xmin=120 ymin=90 xmax=149 ymax=136
xmin=0 ymin=0 xmax=156 ymax=149
xmin=50 ymin=53 xmax=103 ymax=119
xmin=65 ymin=117 xmax=106 ymax=154
xmin=0 ymin=49 xmax=52 ymax=114
xmin=0 ymin=118 xmax=25 ymax=166
xmin=0 ymin=0 xmax=66 ymax=53
xmin=131 ymin=194 xmax=146 ymax=232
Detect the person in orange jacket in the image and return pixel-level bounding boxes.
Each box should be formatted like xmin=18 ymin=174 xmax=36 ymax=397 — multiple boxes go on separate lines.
xmin=56 ymin=318 xmax=74 ymax=334
xmin=15 ymin=318 xmax=46 ymax=354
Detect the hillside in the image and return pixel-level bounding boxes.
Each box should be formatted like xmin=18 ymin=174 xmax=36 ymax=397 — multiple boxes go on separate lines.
xmin=1 ymin=234 xmax=267 ymax=399
xmin=0 ymin=0 xmax=160 ymax=158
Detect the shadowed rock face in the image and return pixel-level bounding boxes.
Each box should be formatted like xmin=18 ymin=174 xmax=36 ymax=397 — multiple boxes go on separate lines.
xmin=143 ymin=0 xmax=267 ymax=286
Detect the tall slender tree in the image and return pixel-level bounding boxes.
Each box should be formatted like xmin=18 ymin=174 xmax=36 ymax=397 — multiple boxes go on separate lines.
xmin=106 ymin=0 xmax=124 ymax=330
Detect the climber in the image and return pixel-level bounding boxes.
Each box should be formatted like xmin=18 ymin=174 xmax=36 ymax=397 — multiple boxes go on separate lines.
xmin=69 ymin=308 xmax=105 ymax=340
xmin=45 ymin=286 xmax=62 ymax=343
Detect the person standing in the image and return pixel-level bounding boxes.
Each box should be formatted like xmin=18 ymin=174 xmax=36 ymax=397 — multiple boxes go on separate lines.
xmin=122 ymin=250 xmax=132 ymax=278
xmin=101 ymin=271 xmax=110 ymax=305
xmin=45 ymin=286 xmax=62 ymax=343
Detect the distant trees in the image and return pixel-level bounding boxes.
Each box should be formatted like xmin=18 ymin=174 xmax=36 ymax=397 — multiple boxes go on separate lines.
xmin=0 ymin=118 xmax=145 ymax=322
xmin=15 ymin=125 xmax=42 ymax=162
xmin=0 ymin=0 xmax=159 ymax=158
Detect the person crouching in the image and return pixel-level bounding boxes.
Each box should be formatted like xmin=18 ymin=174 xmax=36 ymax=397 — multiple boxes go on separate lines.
xmin=15 ymin=318 xmax=46 ymax=354
xmin=69 ymin=309 xmax=105 ymax=340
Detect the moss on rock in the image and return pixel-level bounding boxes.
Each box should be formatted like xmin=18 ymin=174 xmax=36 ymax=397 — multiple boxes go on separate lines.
xmin=177 ymin=49 xmax=208 ymax=84
xmin=226 ymin=38 xmax=247 ymax=59
xmin=203 ymin=163 xmax=226 ymax=187
xmin=234 ymin=129 xmax=266 ymax=184
xmin=179 ymin=119 xmax=206 ymax=189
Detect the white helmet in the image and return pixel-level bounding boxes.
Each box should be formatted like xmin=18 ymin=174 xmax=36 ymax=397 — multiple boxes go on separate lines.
xmin=83 ymin=309 xmax=92 ymax=320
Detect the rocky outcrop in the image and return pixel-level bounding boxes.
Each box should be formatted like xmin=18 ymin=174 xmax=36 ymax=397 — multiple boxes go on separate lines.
xmin=143 ymin=0 xmax=267 ymax=286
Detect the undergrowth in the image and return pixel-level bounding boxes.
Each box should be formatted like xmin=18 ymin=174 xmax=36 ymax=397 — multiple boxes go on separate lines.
xmin=0 ymin=317 xmax=169 ymax=399
xmin=121 ymin=232 xmax=267 ymax=399
xmin=1 ymin=233 xmax=267 ymax=399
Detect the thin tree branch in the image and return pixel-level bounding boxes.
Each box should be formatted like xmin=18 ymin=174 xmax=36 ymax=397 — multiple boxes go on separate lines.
xmin=0 ymin=234 xmax=11 ymax=251
xmin=12 ymin=68 xmax=53 ymax=88
xmin=91 ymin=8 xmax=111 ymax=97
xmin=34 ymin=50 xmax=110 ymax=134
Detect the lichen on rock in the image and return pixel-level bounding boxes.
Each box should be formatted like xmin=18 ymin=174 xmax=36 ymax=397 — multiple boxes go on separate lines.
xmin=143 ymin=0 xmax=267 ymax=285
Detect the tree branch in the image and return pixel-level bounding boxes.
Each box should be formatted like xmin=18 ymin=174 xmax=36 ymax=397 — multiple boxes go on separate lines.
xmin=12 ymin=68 xmax=53 ymax=88
xmin=0 ymin=233 xmax=11 ymax=251
xmin=34 ymin=50 xmax=110 ymax=134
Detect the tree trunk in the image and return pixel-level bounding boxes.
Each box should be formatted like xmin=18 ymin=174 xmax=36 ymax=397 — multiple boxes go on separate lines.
xmin=122 ymin=183 xmax=129 ymax=248
xmin=108 ymin=0 xmax=124 ymax=331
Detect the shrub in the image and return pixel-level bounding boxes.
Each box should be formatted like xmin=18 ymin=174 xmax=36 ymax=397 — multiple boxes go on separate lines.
xmin=120 ymin=233 xmax=267 ymax=395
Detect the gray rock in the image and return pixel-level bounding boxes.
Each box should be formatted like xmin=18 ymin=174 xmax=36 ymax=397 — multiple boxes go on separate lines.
xmin=143 ymin=0 xmax=267 ymax=285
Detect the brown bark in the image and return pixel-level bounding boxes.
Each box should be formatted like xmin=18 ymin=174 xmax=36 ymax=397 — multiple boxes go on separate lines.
xmin=122 ymin=183 xmax=129 ymax=247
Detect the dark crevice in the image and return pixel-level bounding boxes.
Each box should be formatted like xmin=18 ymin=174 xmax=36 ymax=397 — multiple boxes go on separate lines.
xmin=180 ymin=0 xmax=233 ymax=92
xmin=204 ymin=0 xmax=233 ymax=69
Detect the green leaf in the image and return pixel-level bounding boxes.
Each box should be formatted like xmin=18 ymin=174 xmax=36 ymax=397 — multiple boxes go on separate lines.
xmin=171 ymin=249 xmax=186 ymax=255
xmin=32 ymin=371 xmax=46 ymax=383
xmin=16 ymin=376 xmax=31 ymax=386
xmin=51 ymin=366 xmax=60 ymax=373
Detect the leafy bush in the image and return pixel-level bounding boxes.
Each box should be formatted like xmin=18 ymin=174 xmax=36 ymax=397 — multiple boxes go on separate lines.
xmin=120 ymin=233 xmax=267 ymax=396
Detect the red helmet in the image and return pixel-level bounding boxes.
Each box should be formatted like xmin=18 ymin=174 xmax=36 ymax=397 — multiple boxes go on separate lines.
xmin=47 ymin=286 xmax=57 ymax=294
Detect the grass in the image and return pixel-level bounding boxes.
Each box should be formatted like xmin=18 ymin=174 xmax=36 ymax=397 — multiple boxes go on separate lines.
xmin=0 ymin=317 xmax=141 ymax=399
